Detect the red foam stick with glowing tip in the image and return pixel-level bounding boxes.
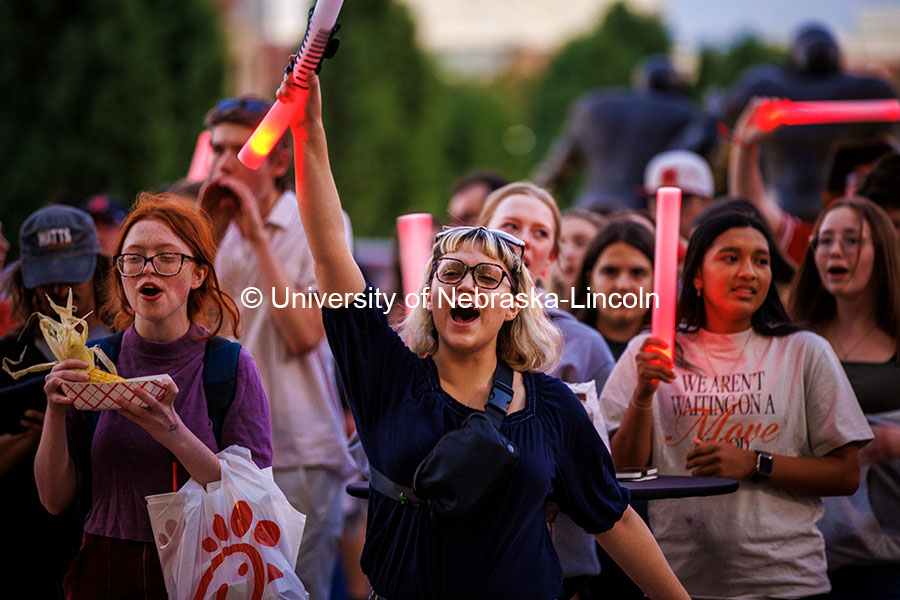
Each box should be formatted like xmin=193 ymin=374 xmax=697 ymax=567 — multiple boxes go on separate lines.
xmin=186 ymin=130 xmax=212 ymax=182
xmin=397 ymin=214 xmax=434 ymax=310
xmin=238 ymin=0 xmax=343 ymax=170
xmin=753 ymin=99 xmax=900 ymax=132
xmin=650 ymin=187 xmax=681 ymax=362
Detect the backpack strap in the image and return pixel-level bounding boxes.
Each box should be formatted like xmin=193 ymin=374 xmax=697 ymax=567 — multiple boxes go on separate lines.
xmin=92 ymin=331 xmax=124 ymax=365
xmin=203 ymin=336 xmax=242 ymax=449
xmin=483 ymin=360 xmax=514 ymax=428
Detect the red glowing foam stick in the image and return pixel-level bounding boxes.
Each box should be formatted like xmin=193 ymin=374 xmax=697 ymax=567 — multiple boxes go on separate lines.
xmin=753 ymin=99 xmax=900 ymax=132
xmin=238 ymin=0 xmax=343 ymax=170
xmin=650 ymin=187 xmax=681 ymax=361
xmin=186 ymin=130 xmax=212 ymax=182
xmin=397 ymin=214 xmax=434 ymax=309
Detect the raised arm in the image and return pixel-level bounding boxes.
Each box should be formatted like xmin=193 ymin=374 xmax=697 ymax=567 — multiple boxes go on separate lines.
xmin=281 ymin=73 xmax=366 ymax=301
xmin=727 ymin=97 xmax=784 ymax=235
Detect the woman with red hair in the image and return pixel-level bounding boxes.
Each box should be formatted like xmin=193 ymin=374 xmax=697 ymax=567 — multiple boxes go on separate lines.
xmin=36 ymin=193 xmax=273 ymax=599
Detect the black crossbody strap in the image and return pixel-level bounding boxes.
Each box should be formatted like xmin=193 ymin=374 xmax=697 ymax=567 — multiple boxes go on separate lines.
xmin=368 ymin=359 xmax=515 ymax=505
xmin=483 ymin=360 xmax=514 ymax=428
xmin=370 ymin=466 xmax=420 ymax=506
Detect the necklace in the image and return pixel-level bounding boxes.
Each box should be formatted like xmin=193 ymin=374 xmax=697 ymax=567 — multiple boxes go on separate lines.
xmin=833 ymin=322 xmax=878 ymax=361
xmin=701 ymin=328 xmax=754 ymax=380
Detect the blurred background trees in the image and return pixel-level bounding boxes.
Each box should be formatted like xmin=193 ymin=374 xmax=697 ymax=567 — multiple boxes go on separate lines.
xmin=0 ymin=0 xmax=225 ymax=257
xmin=0 ymin=0 xmax=790 ymax=247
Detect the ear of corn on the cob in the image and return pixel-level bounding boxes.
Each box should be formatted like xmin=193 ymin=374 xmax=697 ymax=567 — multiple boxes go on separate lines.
xmin=1 ymin=290 xmax=124 ymax=382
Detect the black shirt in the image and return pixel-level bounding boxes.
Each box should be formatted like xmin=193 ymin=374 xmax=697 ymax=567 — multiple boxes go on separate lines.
xmin=841 ymin=356 xmax=900 ymax=414
xmin=322 ymin=288 xmax=629 ymax=600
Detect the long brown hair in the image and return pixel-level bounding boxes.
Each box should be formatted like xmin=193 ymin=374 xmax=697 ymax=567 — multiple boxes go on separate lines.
xmin=105 ymin=192 xmax=240 ymax=338
xmin=789 ymin=196 xmax=900 ymax=354
xmin=571 ymin=218 xmax=654 ymax=329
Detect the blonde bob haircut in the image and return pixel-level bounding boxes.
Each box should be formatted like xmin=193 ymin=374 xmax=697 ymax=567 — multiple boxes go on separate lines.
xmin=402 ymin=227 xmax=562 ymax=373
xmin=476 ymin=182 xmax=563 ymax=259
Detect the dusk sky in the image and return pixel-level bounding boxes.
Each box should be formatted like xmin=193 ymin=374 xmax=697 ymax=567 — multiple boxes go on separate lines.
xmin=665 ymin=0 xmax=897 ymax=48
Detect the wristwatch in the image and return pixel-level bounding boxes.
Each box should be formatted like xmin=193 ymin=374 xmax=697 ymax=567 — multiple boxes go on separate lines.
xmin=752 ymin=451 xmax=773 ymax=482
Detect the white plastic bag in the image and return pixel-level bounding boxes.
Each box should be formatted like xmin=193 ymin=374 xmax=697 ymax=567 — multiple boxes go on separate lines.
xmin=147 ymin=446 xmax=308 ymax=600
xmin=566 ymin=380 xmax=611 ymax=449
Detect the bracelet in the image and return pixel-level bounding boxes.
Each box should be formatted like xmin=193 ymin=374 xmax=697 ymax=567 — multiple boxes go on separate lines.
xmin=631 ymin=398 xmax=654 ymax=411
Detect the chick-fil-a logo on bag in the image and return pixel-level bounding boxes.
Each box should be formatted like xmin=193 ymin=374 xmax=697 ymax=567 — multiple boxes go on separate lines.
xmin=191 ymin=501 xmax=284 ymax=600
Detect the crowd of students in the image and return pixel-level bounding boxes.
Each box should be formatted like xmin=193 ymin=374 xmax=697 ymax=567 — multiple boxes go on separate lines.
xmin=0 ymin=59 xmax=898 ymax=600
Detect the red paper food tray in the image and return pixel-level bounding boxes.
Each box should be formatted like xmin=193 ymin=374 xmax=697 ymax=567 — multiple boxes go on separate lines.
xmin=61 ymin=376 xmax=168 ymax=411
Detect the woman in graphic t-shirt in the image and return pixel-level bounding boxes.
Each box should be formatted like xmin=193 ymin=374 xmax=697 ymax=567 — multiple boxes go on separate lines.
xmin=600 ymin=210 xmax=872 ymax=599
xmin=790 ymin=196 xmax=900 ymax=600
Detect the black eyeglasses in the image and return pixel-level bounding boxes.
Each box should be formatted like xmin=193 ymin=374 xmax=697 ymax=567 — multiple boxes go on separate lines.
xmin=215 ymin=98 xmax=271 ymax=115
xmin=114 ymin=253 xmax=196 ymax=277
xmin=435 ymin=226 xmax=526 ymax=259
xmin=431 ymin=257 xmax=514 ymax=291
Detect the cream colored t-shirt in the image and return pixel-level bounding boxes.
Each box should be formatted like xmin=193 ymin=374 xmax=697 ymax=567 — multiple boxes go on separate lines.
xmin=600 ymin=328 xmax=872 ymax=600
xmin=216 ymin=191 xmax=350 ymax=472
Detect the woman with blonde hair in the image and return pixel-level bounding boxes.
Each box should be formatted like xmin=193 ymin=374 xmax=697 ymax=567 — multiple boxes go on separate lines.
xmin=279 ymin=72 xmax=688 ymax=600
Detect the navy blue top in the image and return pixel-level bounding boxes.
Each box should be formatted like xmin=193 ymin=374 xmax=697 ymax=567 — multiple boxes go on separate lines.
xmin=323 ymin=288 xmax=630 ymax=600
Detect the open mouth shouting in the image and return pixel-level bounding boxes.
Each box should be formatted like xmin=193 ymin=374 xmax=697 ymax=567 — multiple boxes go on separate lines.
xmin=139 ymin=281 xmax=163 ymax=301
xmin=825 ymin=264 xmax=850 ymax=280
xmin=449 ymin=306 xmax=480 ymax=326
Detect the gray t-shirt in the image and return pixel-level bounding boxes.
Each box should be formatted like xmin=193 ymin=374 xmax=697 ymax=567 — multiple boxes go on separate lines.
xmin=601 ymin=328 xmax=872 ymax=599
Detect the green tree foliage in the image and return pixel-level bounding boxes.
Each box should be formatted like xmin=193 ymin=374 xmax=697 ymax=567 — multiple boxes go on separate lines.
xmin=319 ymin=0 xmax=538 ymax=235
xmin=0 ymin=0 xmax=225 ymax=255
xmin=424 ymin=81 xmax=534 ymax=193
xmin=693 ymin=35 xmax=788 ymax=100
xmin=528 ymin=2 xmax=671 ymax=161
xmin=317 ymin=0 xmax=438 ymax=235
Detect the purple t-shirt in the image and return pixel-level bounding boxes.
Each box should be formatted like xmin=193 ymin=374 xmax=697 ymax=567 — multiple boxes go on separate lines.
xmin=67 ymin=324 xmax=273 ymax=542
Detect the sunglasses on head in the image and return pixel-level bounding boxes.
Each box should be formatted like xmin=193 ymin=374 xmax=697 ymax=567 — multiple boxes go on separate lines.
xmin=434 ymin=226 xmax=525 ymax=259
xmin=215 ymin=98 xmax=271 ymax=115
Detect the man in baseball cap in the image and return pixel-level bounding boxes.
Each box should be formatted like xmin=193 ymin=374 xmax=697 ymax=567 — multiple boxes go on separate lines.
xmin=0 ymin=204 xmax=111 ymax=599
xmin=18 ymin=205 xmax=105 ymax=324
xmin=644 ymin=149 xmax=715 ymax=238
xmin=21 ymin=205 xmax=101 ymax=287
